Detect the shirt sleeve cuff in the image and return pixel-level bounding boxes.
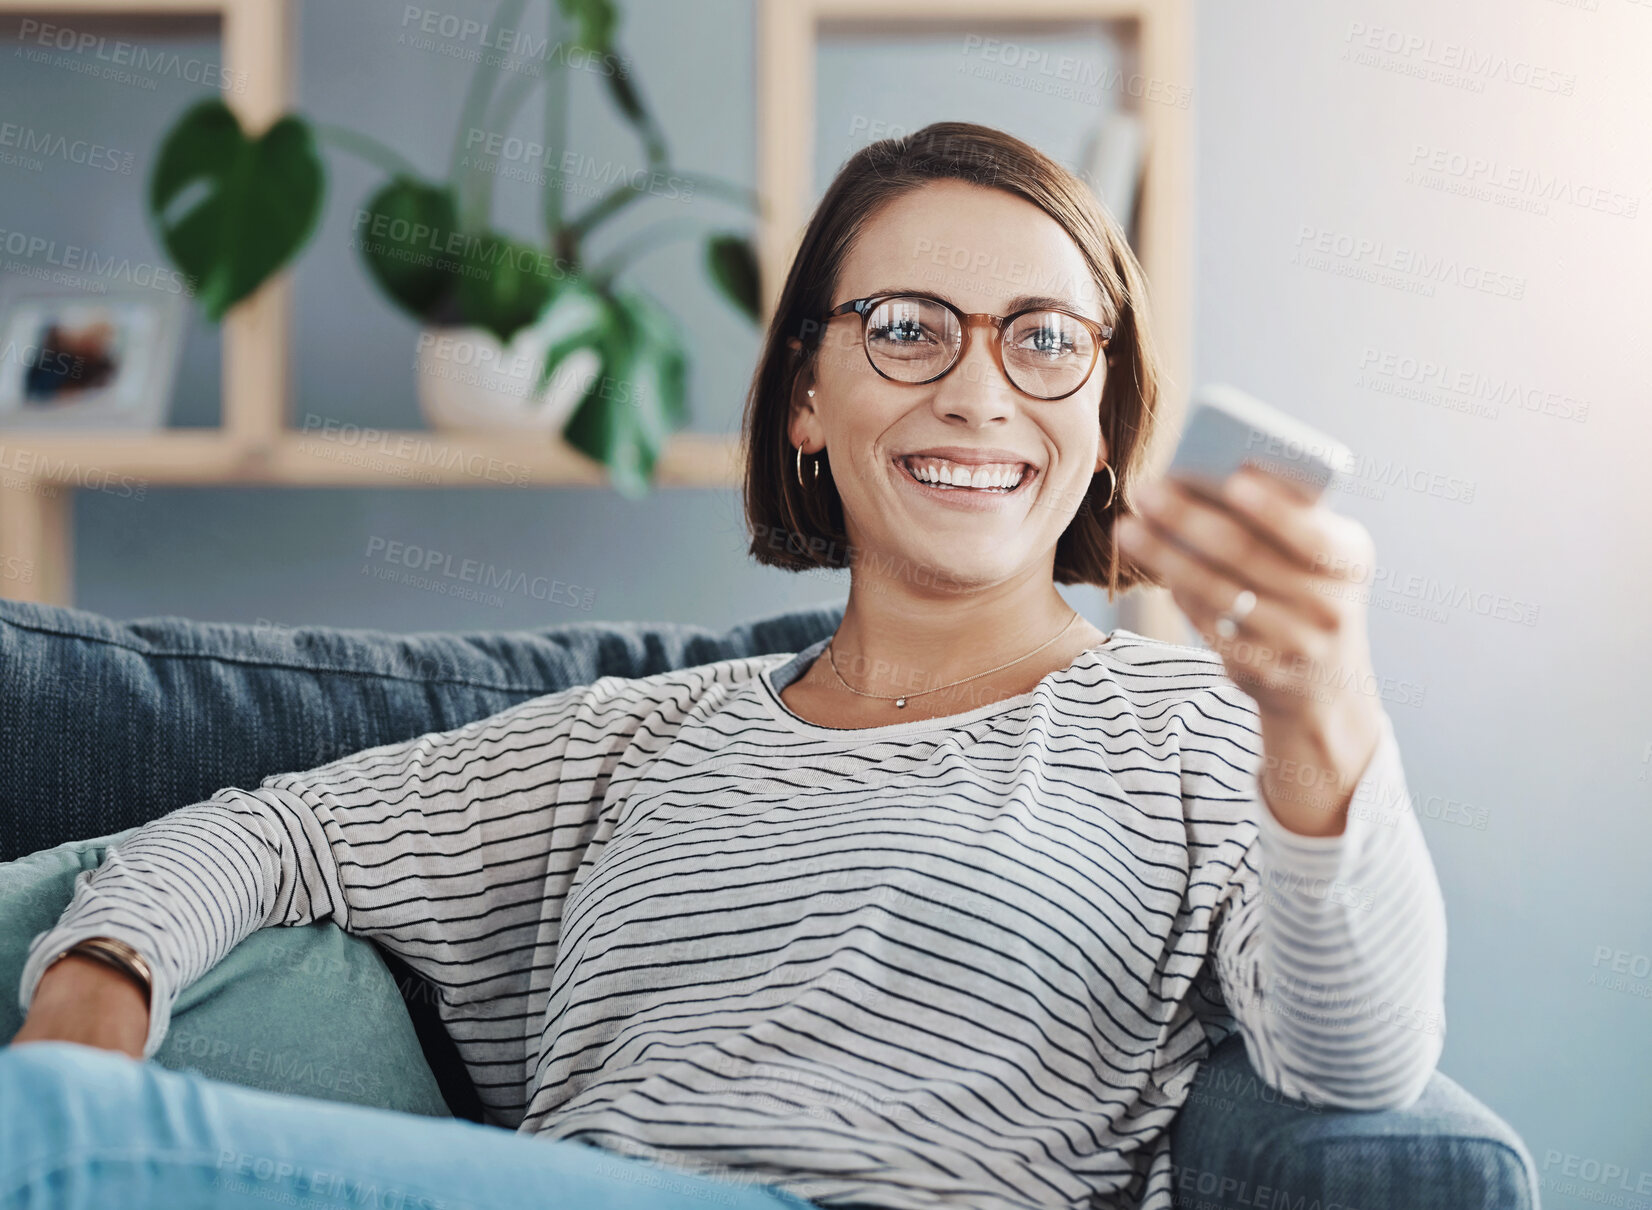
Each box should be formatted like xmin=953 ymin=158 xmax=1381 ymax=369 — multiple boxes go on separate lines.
xmin=1252 ymin=707 xmax=1408 ymax=883
xmin=17 ymin=923 xmax=175 ymax=1060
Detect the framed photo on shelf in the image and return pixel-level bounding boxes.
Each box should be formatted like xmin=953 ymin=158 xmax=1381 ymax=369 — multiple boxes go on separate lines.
xmin=0 ymin=282 xmax=186 ymax=430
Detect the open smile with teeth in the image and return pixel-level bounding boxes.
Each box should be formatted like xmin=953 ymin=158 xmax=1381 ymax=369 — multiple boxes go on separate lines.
xmin=899 ymin=456 xmax=1032 ymax=493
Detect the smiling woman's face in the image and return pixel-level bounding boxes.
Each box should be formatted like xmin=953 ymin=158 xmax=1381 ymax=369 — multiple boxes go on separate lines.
xmin=792 ymin=178 xmax=1111 ymax=593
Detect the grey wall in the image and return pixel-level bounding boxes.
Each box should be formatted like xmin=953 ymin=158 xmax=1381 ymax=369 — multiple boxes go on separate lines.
xmin=4 ymin=1 xmax=1649 ymax=1202
xmin=1194 ymin=2 xmax=1651 ymax=1201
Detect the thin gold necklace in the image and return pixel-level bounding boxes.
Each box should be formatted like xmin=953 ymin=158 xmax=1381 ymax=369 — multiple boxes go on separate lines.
xmin=824 ymin=609 xmax=1082 ymax=709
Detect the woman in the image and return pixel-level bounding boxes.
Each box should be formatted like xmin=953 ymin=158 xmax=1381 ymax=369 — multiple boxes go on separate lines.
xmin=3 ymin=122 xmax=1446 ymax=1210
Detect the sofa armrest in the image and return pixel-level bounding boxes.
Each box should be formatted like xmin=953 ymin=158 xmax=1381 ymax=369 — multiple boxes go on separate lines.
xmin=1169 ymin=1033 xmax=1539 ymax=1210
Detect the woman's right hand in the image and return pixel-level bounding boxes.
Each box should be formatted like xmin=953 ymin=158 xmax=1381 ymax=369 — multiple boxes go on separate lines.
xmin=11 ymin=953 xmax=150 ymax=1059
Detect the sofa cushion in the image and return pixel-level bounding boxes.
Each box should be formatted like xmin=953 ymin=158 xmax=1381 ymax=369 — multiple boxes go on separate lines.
xmin=0 ymin=598 xmax=845 ymax=864
xmin=1 ymin=831 xmax=451 ymax=1117
xmin=0 ymin=596 xmax=845 ymax=1119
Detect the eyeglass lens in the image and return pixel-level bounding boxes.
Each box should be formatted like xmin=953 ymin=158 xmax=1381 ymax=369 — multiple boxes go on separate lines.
xmin=862 ymin=296 xmax=1097 ymax=399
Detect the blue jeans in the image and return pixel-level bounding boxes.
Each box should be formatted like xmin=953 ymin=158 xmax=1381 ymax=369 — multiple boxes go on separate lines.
xmin=0 ymin=1043 xmax=826 ymax=1210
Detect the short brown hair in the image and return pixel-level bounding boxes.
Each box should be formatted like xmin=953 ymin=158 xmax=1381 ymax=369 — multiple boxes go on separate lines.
xmin=740 ymin=120 xmax=1162 ymax=601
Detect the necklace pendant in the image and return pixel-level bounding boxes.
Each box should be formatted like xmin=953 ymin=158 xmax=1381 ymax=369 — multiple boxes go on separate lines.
xmin=895 ymin=697 xmax=907 ymax=708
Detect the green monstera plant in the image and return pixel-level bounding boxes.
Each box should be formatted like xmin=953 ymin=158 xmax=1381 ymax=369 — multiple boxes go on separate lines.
xmin=148 ymin=0 xmax=759 ymax=498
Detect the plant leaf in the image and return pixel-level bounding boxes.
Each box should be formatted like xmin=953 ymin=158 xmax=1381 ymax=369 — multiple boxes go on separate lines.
xmin=536 ymin=276 xmax=614 ymax=394
xmin=556 ymin=0 xmax=617 ymax=53
xmin=148 ymin=99 xmax=323 ymax=321
xmin=456 ymin=232 xmax=569 ymax=345
xmin=560 ymin=289 xmax=688 ymax=498
xmin=705 ymin=233 xmax=760 ymax=323
xmin=355 ymin=177 xmax=461 ymax=322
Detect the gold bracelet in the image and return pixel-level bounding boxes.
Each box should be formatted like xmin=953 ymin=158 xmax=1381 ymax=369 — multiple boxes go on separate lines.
xmin=53 ymin=937 xmax=154 ymax=1005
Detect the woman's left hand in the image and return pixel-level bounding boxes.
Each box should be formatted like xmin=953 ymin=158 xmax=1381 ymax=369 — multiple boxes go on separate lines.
xmin=1114 ymin=467 xmax=1386 ymax=836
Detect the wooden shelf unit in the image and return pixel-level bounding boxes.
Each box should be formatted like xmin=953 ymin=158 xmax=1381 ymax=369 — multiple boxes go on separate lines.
xmin=1 ymin=0 xmax=1195 ymax=646
xmin=1 ymin=430 xmax=744 ymax=487
xmin=0 ymin=0 xmax=744 ymax=608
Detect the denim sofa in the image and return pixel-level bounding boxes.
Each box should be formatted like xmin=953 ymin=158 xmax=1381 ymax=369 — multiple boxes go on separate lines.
xmin=0 ymin=597 xmax=1540 ymax=1209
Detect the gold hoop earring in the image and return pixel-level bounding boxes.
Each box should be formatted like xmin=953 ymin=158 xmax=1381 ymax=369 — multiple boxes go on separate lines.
xmin=1096 ymin=462 xmax=1118 ymax=510
xmin=796 ymin=442 xmax=823 ymax=487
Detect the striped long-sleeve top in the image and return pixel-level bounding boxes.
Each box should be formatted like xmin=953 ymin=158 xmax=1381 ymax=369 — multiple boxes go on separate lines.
xmin=18 ymin=627 xmax=1448 ymax=1210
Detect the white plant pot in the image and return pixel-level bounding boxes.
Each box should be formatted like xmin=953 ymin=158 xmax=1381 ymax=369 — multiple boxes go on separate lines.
xmin=415 ymin=323 xmax=601 ymax=435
